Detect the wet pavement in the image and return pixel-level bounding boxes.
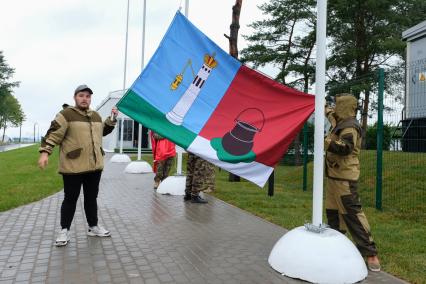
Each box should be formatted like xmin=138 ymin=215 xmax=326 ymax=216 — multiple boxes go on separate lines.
xmin=0 ymin=144 xmax=35 ymax=153
xmin=0 ymin=155 xmax=407 ymax=283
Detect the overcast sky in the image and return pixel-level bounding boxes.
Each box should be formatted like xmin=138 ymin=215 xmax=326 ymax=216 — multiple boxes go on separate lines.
xmin=1 ymin=0 xmax=270 ymax=139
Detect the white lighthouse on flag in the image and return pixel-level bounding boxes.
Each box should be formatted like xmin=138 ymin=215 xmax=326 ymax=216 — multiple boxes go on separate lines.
xmin=166 ymin=53 xmax=218 ymax=125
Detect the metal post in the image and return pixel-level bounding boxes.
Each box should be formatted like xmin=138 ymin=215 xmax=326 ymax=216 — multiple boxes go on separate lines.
xmin=303 ymin=123 xmax=308 ymax=191
xmin=312 ymin=0 xmax=327 ymax=227
xmin=303 ymin=86 xmax=309 ymax=192
xmin=185 ymin=0 xmax=189 ymax=17
xmin=177 ymin=150 xmax=183 ymax=175
xmin=268 ymin=170 xmax=274 ymax=196
xmin=376 ymin=68 xmax=384 ymax=210
xmin=33 ymin=122 xmax=37 ymax=143
xmin=120 ymin=119 xmax=124 ymax=154
xmin=123 ymin=0 xmax=130 ymax=91
xmin=120 ymin=0 xmax=130 ymax=154
xmin=137 ymin=0 xmax=147 ymax=161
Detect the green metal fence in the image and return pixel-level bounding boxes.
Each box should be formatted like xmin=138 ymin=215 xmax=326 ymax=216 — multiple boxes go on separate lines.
xmin=381 ymin=64 xmax=426 ymax=216
xmin=283 ymin=67 xmax=425 ymax=217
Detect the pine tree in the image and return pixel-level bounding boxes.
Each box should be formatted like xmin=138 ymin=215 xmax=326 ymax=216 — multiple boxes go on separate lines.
xmin=240 ymin=0 xmax=316 ymax=165
xmin=327 ymin=0 xmax=426 ymax=144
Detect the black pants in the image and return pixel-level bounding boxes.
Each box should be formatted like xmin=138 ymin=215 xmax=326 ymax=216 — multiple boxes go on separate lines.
xmin=61 ymin=171 xmax=102 ymax=230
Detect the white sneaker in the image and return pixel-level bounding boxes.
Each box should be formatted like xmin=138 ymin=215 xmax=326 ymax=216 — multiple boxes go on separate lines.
xmin=55 ymin=229 xmax=70 ymax=247
xmin=87 ymin=225 xmax=111 ymax=237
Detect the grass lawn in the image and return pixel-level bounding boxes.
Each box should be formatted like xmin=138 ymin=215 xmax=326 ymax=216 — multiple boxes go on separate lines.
xmin=211 ymin=151 xmax=426 ymax=284
xmin=0 ymin=145 xmax=62 ymax=212
xmin=2 ymin=146 xmax=425 ymax=283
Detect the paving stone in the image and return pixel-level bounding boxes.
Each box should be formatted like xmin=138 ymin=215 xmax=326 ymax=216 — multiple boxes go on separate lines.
xmin=0 ymin=154 xmax=406 ymax=284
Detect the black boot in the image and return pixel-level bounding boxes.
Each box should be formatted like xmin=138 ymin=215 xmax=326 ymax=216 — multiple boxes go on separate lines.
xmin=183 ymin=194 xmax=191 ymax=201
xmin=191 ymin=195 xmax=208 ymax=204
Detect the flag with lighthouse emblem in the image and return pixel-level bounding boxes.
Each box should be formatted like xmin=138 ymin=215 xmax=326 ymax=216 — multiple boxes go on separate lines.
xmin=117 ymin=11 xmax=314 ymax=187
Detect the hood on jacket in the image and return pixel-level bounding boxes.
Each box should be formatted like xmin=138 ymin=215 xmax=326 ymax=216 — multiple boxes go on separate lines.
xmin=334 ymin=93 xmax=357 ymax=121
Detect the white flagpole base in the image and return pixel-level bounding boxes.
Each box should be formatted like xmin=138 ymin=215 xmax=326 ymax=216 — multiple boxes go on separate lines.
xmin=268 ymin=226 xmax=367 ymax=284
xmin=156 ymin=175 xmax=186 ymax=195
xmin=110 ymin=154 xmax=131 ymax=163
xmin=124 ymin=161 xmax=153 ymax=173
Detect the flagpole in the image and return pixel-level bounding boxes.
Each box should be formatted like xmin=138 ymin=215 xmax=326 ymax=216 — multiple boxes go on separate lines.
xmin=122 ymin=0 xmax=151 ymax=171
xmin=185 ymin=0 xmax=189 ymax=17
xmin=269 ymin=1 xmax=367 ymax=282
xmin=120 ymin=0 xmax=130 ymax=154
xmin=137 ymin=0 xmax=146 ymax=161
xmin=312 ymin=0 xmax=327 ymax=227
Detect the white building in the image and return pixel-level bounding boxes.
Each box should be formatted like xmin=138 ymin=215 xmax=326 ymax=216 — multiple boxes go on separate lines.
xmin=401 ymin=20 xmax=426 ymax=152
xmin=96 ymin=90 xmax=150 ymax=152
xmin=402 ymin=19 xmax=426 ymax=120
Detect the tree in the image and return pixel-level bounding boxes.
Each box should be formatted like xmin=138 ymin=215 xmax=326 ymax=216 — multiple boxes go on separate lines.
xmin=365 ymin=123 xmax=392 ymax=151
xmin=240 ymin=0 xmax=316 ymax=84
xmin=0 ymin=51 xmax=19 ymax=97
xmin=225 ymin=0 xmax=243 ymax=181
xmin=240 ymin=0 xmax=316 ymax=165
xmin=0 ymin=51 xmax=22 ymax=142
xmin=327 ymin=0 xmax=426 ymax=146
xmin=0 ymin=93 xmax=25 ymax=142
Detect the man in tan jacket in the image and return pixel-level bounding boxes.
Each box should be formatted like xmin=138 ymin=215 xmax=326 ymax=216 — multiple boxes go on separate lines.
xmin=38 ymin=85 xmax=117 ymax=246
xmin=325 ymin=93 xmax=380 ymax=272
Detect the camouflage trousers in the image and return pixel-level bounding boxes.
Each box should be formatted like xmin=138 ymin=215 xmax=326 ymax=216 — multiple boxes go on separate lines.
xmin=326 ymin=178 xmax=378 ymax=257
xmin=154 ymin=157 xmax=174 ymax=182
xmin=185 ymin=153 xmax=215 ymax=195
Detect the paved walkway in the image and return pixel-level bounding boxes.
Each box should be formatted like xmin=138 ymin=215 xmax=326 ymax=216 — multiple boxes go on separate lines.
xmin=0 ymin=156 xmax=407 ymax=283
xmin=0 ymin=144 xmax=35 ymax=153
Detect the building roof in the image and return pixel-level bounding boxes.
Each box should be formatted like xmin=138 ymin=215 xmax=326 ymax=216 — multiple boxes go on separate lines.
xmin=95 ymin=89 xmax=127 ymax=111
xmin=402 ymin=20 xmax=426 ymax=42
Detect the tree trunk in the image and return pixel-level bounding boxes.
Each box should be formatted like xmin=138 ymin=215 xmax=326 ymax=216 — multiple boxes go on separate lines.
xmin=293 ymin=133 xmax=302 ymax=166
xmin=226 ymin=0 xmax=243 ymax=182
xmin=227 ymin=0 xmax=242 ymax=58
xmin=2 ymin=126 xmax=6 ymax=143
xmin=353 ymin=3 xmax=370 ymax=148
xmin=361 ymin=89 xmax=370 ymax=149
xmin=295 ymin=75 xmax=311 ymax=166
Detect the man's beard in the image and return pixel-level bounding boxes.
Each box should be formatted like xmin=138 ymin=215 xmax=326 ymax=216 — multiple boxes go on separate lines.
xmin=76 ymin=103 xmax=89 ymax=110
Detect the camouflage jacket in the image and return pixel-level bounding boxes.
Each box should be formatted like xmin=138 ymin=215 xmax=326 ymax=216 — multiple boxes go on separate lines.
xmin=39 ymin=107 xmax=116 ymax=174
xmin=325 ymin=117 xmax=362 ymax=181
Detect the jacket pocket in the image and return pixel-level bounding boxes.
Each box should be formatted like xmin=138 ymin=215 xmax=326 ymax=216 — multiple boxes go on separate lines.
xmin=326 ymin=154 xmax=339 ymax=169
xmin=66 ymin=148 xmax=82 ymax=159
xmin=100 ymin=147 xmax=105 ymax=156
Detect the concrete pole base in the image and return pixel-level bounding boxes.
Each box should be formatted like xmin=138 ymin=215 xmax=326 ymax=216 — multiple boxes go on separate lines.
xmin=156 ymin=175 xmax=186 ymax=195
xmin=110 ymin=154 xmax=131 ymax=163
xmin=268 ymin=226 xmax=367 ymax=284
xmin=124 ymin=161 xmax=153 ymax=173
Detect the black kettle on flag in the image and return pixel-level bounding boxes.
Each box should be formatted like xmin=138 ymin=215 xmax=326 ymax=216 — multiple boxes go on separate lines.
xmin=221 ymin=108 xmax=265 ymax=156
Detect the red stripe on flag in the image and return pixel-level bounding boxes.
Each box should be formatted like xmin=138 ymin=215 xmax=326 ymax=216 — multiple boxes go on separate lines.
xmin=199 ymin=65 xmax=314 ymax=166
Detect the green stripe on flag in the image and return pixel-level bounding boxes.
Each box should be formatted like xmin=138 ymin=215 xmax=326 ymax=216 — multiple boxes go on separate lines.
xmin=117 ymin=90 xmax=197 ymax=149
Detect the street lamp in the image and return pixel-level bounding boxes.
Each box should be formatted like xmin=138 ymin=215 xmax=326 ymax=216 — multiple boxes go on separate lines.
xmin=33 ymin=122 xmax=38 ymax=143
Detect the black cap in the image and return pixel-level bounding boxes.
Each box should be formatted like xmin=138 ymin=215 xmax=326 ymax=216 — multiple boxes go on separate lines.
xmin=74 ymin=84 xmax=93 ymax=95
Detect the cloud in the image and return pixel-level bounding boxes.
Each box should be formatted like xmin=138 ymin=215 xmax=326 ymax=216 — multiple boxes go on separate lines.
xmin=2 ymin=0 xmax=266 ymax=138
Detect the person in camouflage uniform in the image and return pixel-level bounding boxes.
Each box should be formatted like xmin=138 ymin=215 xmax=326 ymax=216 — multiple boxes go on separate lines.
xmin=184 ymin=153 xmax=215 ymax=204
xmin=325 ymin=93 xmax=380 ymax=272
xmin=150 ymin=131 xmax=175 ymax=189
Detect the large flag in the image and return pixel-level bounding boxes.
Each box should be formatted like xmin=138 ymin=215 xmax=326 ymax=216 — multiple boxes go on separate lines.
xmin=117 ymin=11 xmax=314 ymax=187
